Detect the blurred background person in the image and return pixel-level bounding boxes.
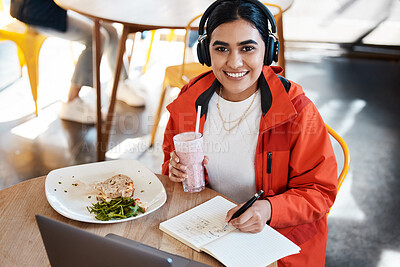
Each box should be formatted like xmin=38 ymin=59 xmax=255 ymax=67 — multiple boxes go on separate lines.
xmin=10 ymin=0 xmax=146 ymax=124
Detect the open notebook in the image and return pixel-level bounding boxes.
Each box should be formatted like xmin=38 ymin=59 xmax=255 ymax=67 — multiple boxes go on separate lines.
xmin=159 ymin=196 xmax=300 ymax=267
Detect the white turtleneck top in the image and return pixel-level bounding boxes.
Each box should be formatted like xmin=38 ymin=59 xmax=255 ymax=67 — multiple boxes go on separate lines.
xmin=203 ymin=90 xmax=261 ymax=203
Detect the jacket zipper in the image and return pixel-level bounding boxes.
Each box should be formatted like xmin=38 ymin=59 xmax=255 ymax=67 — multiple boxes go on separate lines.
xmin=267 ymin=152 xmax=272 ymax=174
xmin=266 ymin=152 xmax=274 ymax=195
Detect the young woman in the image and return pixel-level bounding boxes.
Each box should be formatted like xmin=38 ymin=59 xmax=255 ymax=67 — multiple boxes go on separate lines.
xmin=162 ymin=0 xmax=337 ymax=266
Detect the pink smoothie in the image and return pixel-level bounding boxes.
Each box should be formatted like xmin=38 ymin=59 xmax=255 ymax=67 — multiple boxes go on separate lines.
xmin=173 ymin=132 xmax=205 ymax=193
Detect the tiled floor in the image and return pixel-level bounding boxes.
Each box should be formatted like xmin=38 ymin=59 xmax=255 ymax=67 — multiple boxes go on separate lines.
xmin=1 ymin=0 xmax=400 ymax=266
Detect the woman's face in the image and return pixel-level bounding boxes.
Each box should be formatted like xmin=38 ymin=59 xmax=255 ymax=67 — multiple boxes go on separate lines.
xmin=209 ymin=19 xmax=265 ymax=101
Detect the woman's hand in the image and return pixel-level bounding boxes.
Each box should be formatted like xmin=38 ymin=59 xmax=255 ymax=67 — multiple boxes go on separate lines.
xmin=168 ymin=151 xmax=208 ymax=182
xmin=168 ymin=151 xmax=187 ymax=182
xmin=225 ymin=199 xmax=272 ymax=233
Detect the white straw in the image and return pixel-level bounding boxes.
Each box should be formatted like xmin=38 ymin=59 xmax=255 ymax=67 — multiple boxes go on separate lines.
xmin=195 ymin=105 xmax=201 ymax=134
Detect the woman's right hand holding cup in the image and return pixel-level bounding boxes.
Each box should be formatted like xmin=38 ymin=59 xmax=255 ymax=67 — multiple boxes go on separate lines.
xmin=168 ymin=151 xmax=187 ymax=182
xmin=168 ymin=151 xmax=209 ymax=183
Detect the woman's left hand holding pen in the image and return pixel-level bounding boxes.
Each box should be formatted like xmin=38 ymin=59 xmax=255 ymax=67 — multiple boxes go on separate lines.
xmin=225 ymin=200 xmax=272 ymax=233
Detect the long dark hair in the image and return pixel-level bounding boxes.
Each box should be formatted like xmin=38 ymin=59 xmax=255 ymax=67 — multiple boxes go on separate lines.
xmin=206 ymin=0 xmax=270 ymax=44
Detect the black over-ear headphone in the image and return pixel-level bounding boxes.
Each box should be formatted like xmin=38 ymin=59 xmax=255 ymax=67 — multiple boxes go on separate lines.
xmin=197 ymin=0 xmax=279 ymax=67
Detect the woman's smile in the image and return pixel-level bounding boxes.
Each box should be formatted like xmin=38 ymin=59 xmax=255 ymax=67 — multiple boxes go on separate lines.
xmin=224 ymin=71 xmax=249 ymax=79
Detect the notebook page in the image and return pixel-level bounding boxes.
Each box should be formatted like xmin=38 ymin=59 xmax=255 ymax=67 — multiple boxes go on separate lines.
xmin=202 ymin=225 xmax=301 ymax=267
xmin=159 ymin=196 xmax=237 ymax=251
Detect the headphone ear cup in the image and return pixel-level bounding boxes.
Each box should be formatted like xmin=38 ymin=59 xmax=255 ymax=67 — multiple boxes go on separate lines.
xmin=197 ymin=40 xmax=205 ymax=65
xmin=204 ymin=43 xmax=211 ymax=67
xmin=264 ymin=36 xmax=275 ymax=66
xmin=197 ymin=37 xmax=211 ymax=66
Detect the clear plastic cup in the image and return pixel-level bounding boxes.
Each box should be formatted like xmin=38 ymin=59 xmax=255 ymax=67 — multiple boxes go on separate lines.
xmin=173 ymin=132 xmax=205 ymax=193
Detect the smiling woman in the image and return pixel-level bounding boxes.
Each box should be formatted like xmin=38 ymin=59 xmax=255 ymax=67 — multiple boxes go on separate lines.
xmin=161 ymin=0 xmax=338 ymax=266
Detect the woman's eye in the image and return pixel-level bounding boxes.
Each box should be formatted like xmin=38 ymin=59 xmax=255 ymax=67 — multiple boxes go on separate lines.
xmin=242 ymin=46 xmax=255 ymax=52
xmin=216 ymin=47 xmax=228 ymax=52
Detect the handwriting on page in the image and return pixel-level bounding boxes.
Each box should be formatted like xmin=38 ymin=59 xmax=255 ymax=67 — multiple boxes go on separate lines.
xmin=182 ymin=214 xmax=228 ymax=240
xmin=161 ymin=196 xmax=236 ymax=248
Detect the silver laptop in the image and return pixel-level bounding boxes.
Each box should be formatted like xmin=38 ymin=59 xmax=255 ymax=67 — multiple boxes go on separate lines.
xmin=35 ymin=215 xmax=209 ymax=267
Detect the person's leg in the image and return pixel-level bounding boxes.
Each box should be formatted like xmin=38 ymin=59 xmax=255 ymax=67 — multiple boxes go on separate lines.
xmin=34 ymin=11 xmax=109 ymax=123
xmin=35 ymin=11 xmax=108 ymax=100
xmin=67 ymin=84 xmax=81 ymax=102
xmin=64 ymin=12 xmax=107 ymax=92
xmin=101 ymin=22 xmax=128 ymax=81
xmin=36 ymin=11 xmax=144 ymax=109
xmin=100 ymin=23 xmax=145 ymax=107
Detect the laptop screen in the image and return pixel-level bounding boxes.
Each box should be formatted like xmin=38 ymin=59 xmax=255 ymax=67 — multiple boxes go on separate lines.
xmin=35 ymin=215 xmax=172 ymax=267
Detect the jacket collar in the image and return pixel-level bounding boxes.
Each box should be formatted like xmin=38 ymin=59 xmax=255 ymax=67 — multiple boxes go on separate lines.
xmin=167 ymin=66 xmax=298 ymax=133
xmin=258 ymin=66 xmax=297 ymax=132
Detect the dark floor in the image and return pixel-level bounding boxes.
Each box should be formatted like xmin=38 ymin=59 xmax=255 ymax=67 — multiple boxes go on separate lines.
xmin=297 ymin=57 xmax=400 ymax=267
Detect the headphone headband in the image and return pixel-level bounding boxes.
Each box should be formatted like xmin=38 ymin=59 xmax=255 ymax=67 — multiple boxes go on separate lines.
xmin=198 ymin=0 xmax=277 ymax=37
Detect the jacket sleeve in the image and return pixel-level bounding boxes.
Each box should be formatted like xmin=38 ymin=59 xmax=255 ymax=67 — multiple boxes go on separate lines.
xmin=267 ymin=102 xmax=338 ymax=228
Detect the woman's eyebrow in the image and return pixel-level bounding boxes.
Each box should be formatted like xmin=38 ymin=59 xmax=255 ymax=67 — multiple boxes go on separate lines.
xmin=212 ymin=40 xmax=258 ymax=46
xmin=238 ymin=39 xmax=258 ymax=46
xmin=212 ymin=40 xmax=229 ymax=46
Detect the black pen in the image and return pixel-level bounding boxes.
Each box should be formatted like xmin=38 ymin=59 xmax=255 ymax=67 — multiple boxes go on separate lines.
xmin=223 ymin=190 xmax=264 ymax=230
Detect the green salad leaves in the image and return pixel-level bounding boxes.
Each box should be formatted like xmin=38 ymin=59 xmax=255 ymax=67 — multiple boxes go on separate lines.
xmin=87 ymin=197 xmax=145 ymax=221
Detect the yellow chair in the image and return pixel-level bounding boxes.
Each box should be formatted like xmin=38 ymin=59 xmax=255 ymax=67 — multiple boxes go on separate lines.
xmin=149 ymin=14 xmax=211 ymax=146
xmin=326 ymin=124 xmax=350 ymax=193
xmin=0 ymin=0 xmax=47 ymax=116
xmin=326 ymin=124 xmax=350 ymax=216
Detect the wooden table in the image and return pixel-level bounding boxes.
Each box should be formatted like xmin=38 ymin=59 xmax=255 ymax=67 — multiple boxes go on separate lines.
xmin=0 ymin=174 xmax=276 ymax=266
xmin=53 ymin=0 xmax=292 ymax=161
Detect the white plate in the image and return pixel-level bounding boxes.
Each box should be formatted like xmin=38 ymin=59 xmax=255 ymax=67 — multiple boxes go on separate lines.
xmin=45 ymin=160 xmax=167 ymax=224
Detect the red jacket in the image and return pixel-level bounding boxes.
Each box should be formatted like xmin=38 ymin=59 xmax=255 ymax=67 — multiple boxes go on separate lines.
xmin=162 ymin=66 xmax=337 ymax=266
